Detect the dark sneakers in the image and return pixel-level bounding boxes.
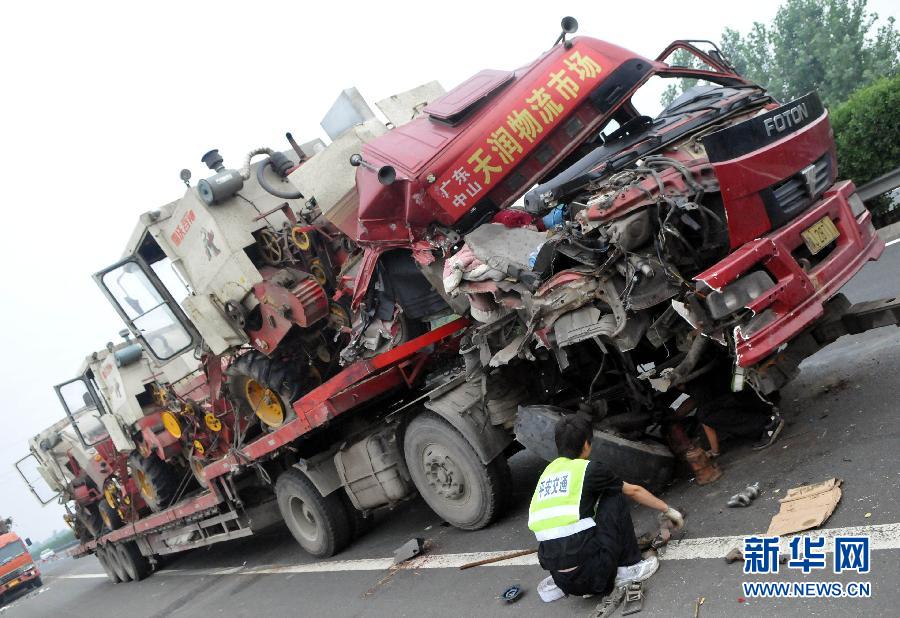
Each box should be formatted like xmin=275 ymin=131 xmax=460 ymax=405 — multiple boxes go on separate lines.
xmin=752 ymin=409 xmax=785 ymax=450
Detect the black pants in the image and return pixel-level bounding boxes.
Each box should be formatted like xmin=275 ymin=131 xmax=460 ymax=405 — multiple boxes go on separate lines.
xmin=697 ymin=391 xmax=777 ymax=439
xmin=550 ymin=492 xmax=642 ymax=596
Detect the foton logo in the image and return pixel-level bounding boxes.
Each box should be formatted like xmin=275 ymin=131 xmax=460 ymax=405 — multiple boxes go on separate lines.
xmin=171 ymin=209 xmax=197 ymax=247
xmin=764 ymin=103 xmax=809 ymax=137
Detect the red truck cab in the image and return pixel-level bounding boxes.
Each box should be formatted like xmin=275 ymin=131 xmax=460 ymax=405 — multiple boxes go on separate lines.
xmin=0 ymin=533 xmax=41 ymax=604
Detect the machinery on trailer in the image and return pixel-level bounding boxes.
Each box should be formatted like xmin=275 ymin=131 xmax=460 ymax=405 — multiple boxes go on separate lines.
xmin=46 ymin=18 xmax=900 ymax=586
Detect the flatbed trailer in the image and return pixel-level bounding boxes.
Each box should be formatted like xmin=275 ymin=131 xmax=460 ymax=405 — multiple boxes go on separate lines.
xmin=71 ymin=318 xmax=471 ymax=576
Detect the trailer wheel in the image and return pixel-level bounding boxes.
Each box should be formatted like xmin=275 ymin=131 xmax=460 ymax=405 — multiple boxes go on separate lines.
xmin=275 ymin=469 xmax=351 ymax=557
xmin=104 ymin=545 xmax=131 ymax=582
xmin=227 ymin=351 xmax=305 ymax=430
xmin=115 ymin=541 xmax=152 ymax=582
xmin=403 ymin=412 xmax=508 ymax=530
xmin=129 ymin=453 xmax=179 ymax=512
xmin=95 ymin=547 xmax=121 ymax=584
xmin=99 ymin=500 xmax=124 ymax=532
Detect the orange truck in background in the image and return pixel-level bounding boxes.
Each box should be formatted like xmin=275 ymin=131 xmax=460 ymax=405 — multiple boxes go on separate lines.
xmin=0 ymin=532 xmax=41 ymax=605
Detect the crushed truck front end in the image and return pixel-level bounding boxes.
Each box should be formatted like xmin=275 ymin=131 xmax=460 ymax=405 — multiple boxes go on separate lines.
xmin=693 ymin=92 xmax=883 ymax=381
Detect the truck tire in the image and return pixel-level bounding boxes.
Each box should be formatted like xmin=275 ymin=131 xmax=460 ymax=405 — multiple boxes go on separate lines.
xmin=105 ymin=545 xmax=131 ymax=582
xmin=403 ymin=412 xmax=508 ymax=530
xmin=99 ymin=500 xmax=124 ymax=532
xmin=95 ymin=547 xmax=121 ymax=584
xmin=227 ymin=351 xmax=302 ymax=429
xmin=129 ymin=452 xmax=179 ymax=512
xmin=76 ymin=503 xmax=103 ymax=539
xmin=116 ymin=541 xmax=152 ymax=582
xmin=275 ymin=468 xmax=351 ymax=558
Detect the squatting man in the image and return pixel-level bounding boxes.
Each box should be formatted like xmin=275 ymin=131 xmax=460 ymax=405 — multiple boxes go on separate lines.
xmin=528 ymin=415 xmax=683 ymax=597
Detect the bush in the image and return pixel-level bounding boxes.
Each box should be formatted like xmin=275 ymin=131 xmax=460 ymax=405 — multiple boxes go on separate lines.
xmin=831 ymin=75 xmax=900 ymax=226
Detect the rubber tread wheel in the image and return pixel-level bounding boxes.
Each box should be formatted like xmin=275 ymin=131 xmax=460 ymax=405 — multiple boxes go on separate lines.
xmin=275 ymin=468 xmax=351 ymax=558
xmin=403 ymin=412 xmax=508 ymax=530
xmin=105 ymin=544 xmax=131 ymax=582
xmin=116 ymin=541 xmax=152 ymax=582
xmin=76 ymin=503 xmax=103 ymax=539
xmin=129 ymin=452 xmax=180 ymax=512
xmin=95 ymin=547 xmax=120 ymax=584
xmin=99 ymin=500 xmax=123 ymax=532
xmin=227 ymin=351 xmax=303 ymax=428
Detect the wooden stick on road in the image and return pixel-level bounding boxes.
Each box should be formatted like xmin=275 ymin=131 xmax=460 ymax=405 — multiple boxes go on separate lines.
xmin=458 ymin=548 xmax=537 ymax=570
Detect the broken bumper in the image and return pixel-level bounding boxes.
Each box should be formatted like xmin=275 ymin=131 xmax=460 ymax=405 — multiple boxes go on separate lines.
xmin=696 ymin=181 xmax=884 ymax=367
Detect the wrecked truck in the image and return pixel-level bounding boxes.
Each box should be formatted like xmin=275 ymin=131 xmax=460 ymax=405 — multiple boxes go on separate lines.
xmin=334 ymin=26 xmax=886 ymax=495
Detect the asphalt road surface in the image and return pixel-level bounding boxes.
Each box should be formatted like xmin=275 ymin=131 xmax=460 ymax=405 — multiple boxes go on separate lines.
xmin=6 ymin=244 xmax=900 ymax=618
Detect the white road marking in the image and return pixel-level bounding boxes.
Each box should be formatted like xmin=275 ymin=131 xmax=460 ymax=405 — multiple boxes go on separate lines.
xmin=885 ymin=237 xmax=900 ymax=247
xmin=54 ymin=522 xmax=900 ymax=580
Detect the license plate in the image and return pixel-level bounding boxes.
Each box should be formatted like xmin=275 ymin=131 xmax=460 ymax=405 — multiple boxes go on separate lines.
xmin=7 ymin=578 xmax=19 ymax=587
xmin=801 ymin=216 xmax=839 ymax=255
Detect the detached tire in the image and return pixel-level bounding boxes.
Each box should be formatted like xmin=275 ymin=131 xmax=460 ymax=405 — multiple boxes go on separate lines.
xmin=95 ymin=547 xmax=120 ymax=584
xmin=129 ymin=453 xmax=179 ymax=512
xmin=403 ymin=412 xmax=507 ymax=530
xmin=227 ymin=351 xmax=303 ymax=429
xmin=116 ymin=541 xmax=151 ymax=582
xmin=99 ymin=500 xmax=123 ymax=532
xmin=275 ymin=469 xmax=351 ymax=558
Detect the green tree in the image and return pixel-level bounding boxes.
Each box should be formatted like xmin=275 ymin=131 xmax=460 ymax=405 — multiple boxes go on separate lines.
xmin=830 ymin=74 xmax=900 ymax=225
xmin=661 ymin=0 xmax=900 ymax=108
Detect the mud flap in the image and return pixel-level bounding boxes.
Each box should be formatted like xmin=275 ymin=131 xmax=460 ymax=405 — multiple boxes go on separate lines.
xmin=515 ymin=405 xmax=674 ymax=490
xmin=423 ymin=378 xmax=515 ymax=465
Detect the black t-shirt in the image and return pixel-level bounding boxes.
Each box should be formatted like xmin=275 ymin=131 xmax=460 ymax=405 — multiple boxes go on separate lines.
xmin=536 ymin=459 xmax=623 ymax=571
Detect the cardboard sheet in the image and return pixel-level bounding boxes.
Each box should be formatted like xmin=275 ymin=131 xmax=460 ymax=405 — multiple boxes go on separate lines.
xmin=765 ymin=478 xmax=843 ymax=536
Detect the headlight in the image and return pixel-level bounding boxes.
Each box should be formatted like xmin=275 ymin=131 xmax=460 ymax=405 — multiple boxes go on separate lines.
xmin=706 ymin=271 xmax=776 ymax=319
xmin=848 ymin=193 xmax=867 ymax=218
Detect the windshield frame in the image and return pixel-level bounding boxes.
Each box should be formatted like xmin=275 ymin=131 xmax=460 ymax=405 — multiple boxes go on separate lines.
xmin=53 ymin=373 xmax=110 ymax=448
xmin=93 ymin=253 xmax=199 ymax=363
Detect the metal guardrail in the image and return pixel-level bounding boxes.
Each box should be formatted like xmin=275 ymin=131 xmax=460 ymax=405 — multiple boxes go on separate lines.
xmin=857 ymin=167 xmax=900 ymax=202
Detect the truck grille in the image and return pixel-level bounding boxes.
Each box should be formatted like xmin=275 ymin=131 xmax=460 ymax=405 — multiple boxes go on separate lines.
xmin=762 ymin=154 xmax=832 ymax=228
xmin=0 ymin=565 xmax=26 ymax=586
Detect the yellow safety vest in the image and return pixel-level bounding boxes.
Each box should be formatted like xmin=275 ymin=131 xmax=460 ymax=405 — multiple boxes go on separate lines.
xmin=527 ymin=457 xmax=595 ymax=542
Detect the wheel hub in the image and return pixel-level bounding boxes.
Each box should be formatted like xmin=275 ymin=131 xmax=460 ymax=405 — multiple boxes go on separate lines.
xmin=244 ymin=379 xmax=285 ymax=427
xmin=423 ymin=445 xmax=465 ymax=500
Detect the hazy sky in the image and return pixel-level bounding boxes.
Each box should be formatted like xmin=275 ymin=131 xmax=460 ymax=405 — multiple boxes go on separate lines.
xmin=1 ymin=0 xmax=897 ymax=541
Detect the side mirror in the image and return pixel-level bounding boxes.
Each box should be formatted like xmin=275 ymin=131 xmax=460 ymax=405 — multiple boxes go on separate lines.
xmin=25 ymin=538 xmax=32 ymax=546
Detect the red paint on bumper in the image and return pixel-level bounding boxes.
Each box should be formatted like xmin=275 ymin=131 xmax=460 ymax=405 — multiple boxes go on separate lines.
xmin=695 ymin=181 xmax=883 ymax=367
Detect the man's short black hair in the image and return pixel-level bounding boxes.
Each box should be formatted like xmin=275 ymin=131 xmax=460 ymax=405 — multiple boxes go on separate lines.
xmin=555 ymin=414 xmax=593 ymax=459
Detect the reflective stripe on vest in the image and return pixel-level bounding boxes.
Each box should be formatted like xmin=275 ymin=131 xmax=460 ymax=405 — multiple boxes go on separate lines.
xmin=528 ymin=457 xmax=594 ymax=541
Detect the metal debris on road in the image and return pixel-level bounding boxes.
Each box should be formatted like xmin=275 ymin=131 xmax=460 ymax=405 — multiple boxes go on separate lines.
xmin=499 ymin=585 xmax=523 ymax=603
xmin=458 ymin=548 xmax=537 ymax=570
xmin=621 ymin=581 xmax=644 ymax=615
xmin=591 ymin=585 xmax=625 ymax=617
xmin=693 ymin=596 xmax=705 ymax=617
xmin=393 ymin=538 xmax=425 ymax=564
xmin=727 ymin=482 xmax=761 ymax=507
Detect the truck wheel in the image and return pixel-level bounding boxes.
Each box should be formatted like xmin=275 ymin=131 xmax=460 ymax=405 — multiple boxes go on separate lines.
xmin=105 ymin=545 xmax=131 ymax=582
xmin=275 ymin=469 xmax=351 ymax=557
xmin=99 ymin=500 xmax=124 ymax=532
xmin=95 ymin=547 xmax=121 ymax=584
xmin=76 ymin=504 xmax=103 ymax=539
xmin=116 ymin=541 xmax=152 ymax=582
xmin=403 ymin=412 xmax=508 ymax=530
xmin=227 ymin=351 xmax=303 ymax=430
xmin=129 ymin=453 xmax=179 ymax=512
